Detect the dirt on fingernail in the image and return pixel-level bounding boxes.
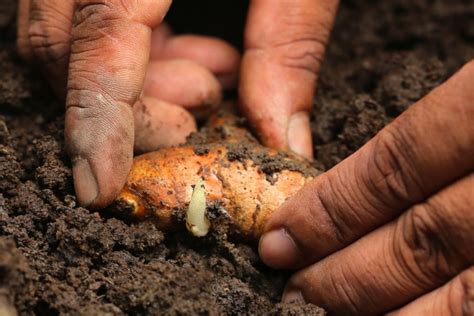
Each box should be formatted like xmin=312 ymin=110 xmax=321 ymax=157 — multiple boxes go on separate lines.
xmin=1 ymin=0 xmax=473 ymax=315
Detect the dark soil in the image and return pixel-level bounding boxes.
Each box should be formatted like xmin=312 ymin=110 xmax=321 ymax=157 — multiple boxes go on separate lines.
xmin=187 ymin=109 xmax=320 ymax=183
xmin=1 ymin=0 xmax=473 ymax=315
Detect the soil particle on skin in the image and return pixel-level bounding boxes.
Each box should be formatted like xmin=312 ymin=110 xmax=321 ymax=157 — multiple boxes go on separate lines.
xmin=1 ymin=0 xmax=474 ymax=315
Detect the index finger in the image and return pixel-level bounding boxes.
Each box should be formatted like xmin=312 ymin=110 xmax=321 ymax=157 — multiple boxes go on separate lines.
xmin=65 ymin=0 xmax=171 ymax=208
xmin=259 ymin=60 xmax=474 ymax=269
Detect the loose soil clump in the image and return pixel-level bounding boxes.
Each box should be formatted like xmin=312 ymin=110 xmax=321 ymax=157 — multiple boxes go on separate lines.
xmin=1 ymin=0 xmax=473 ymax=314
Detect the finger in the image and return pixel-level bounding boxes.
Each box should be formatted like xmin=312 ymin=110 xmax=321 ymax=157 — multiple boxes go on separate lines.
xmin=388 ymin=267 xmax=474 ymax=316
xmin=17 ymin=0 xmax=33 ymax=60
xmin=143 ymin=59 xmax=222 ymax=120
xmin=133 ymin=96 xmax=197 ymax=153
xmin=151 ymin=34 xmax=241 ymax=89
xmin=65 ymin=0 xmax=172 ymax=209
xmin=240 ymin=0 xmax=339 ymax=159
xmin=27 ymin=0 xmax=74 ymax=99
xmin=283 ymin=173 xmax=474 ymax=314
xmin=259 ymin=61 xmax=474 ymax=269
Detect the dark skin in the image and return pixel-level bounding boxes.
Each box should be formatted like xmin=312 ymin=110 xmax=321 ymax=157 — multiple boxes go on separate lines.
xmin=260 ymin=61 xmax=474 ymax=315
xmin=17 ymin=0 xmax=331 ymax=207
xmin=18 ymin=1 xmax=474 ymax=314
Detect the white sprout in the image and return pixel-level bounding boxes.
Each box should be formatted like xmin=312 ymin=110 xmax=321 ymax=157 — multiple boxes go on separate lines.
xmin=186 ymin=178 xmax=210 ymax=237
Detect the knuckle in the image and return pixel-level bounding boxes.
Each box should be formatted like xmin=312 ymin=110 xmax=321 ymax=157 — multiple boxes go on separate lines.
xmin=68 ymin=69 xmax=103 ymax=95
xmin=28 ymin=21 xmax=70 ymax=64
xmin=65 ymin=89 xmax=133 ymax=154
xmin=71 ymin=2 xmax=132 ymax=55
xmin=276 ymin=38 xmax=325 ymax=75
xmin=328 ymin=267 xmax=361 ymax=314
xmin=367 ymin=128 xmax=424 ymax=207
xmin=74 ymin=0 xmax=168 ymax=27
xmin=307 ymin=176 xmax=355 ymax=246
xmin=73 ymin=1 xmax=122 ymax=38
xmin=247 ymin=8 xmax=331 ymax=76
xmin=276 ymin=177 xmax=351 ymax=259
xmin=66 ymin=87 xmax=112 ymax=116
xmin=27 ymin=2 xmax=71 ymax=64
xmin=75 ymin=1 xmax=118 ymax=24
xmin=398 ymin=202 xmax=460 ymax=287
xmin=250 ymin=31 xmax=327 ymax=76
xmin=269 ymin=8 xmax=333 ymax=75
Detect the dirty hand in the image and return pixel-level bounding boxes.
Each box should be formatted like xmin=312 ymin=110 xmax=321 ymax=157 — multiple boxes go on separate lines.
xmin=259 ymin=61 xmax=474 ymax=315
xmin=16 ymin=0 xmax=338 ymax=209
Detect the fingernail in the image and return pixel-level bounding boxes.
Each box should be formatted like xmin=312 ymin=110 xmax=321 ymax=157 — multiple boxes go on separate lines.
xmin=287 ymin=111 xmax=313 ymax=160
xmin=282 ymin=287 xmax=305 ymax=304
xmin=259 ymin=228 xmax=301 ymax=269
xmin=72 ymin=158 xmax=99 ymax=207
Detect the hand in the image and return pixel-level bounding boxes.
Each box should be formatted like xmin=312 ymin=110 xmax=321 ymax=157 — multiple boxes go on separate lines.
xmin=259 ymin=61 xmax=474 ymax=315
xmin=16 ymin=0 xmax=339 ymax=209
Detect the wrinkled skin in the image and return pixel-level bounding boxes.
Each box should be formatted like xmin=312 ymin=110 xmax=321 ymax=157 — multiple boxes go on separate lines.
xmin=259 ymin=61 xmax=474 ymax=314
xmin=17 ymin=1 xmax=474 ymax=315
xmin=17 ymin=0 xmax=337 ymax=208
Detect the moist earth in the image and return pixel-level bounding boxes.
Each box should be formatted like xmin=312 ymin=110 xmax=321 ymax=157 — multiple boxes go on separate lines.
xmin=1 ymin=0 xmax=473 ymax=315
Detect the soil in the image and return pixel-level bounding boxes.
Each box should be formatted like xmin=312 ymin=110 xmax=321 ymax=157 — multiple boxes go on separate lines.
xmin=1 ymin=0 xmax=473 ymax=315
xmin=187 ymin=109 xmax=320 ymax=181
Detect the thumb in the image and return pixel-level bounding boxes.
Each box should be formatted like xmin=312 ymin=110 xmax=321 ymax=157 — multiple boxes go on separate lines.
xmin=65 ymin=0 xmax=172 ymax=208
xmin=240 ymin=0 xmax=338 ymax=160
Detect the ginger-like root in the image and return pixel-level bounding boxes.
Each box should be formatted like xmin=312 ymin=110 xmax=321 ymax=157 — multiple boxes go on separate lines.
xmin=116 ymin=104 xmax=319 ymax=239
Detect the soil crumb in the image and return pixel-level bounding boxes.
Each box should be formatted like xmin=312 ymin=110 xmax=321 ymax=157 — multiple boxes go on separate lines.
xmin=1 ymin=0 xmax=473 ymax=315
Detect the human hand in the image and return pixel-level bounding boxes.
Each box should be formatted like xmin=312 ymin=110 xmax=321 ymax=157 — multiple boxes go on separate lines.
xmin=16 ymin=0 xmax=339 ymax=209
xmin=258 ymin=61 xmax=474 ymax=315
